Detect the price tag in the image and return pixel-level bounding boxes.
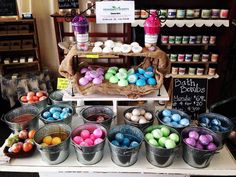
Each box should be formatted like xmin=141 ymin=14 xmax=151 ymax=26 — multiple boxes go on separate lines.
xmin=86 ymin=54 xmax=99 ymax=58
xmin=57 ymin=78 xmax=70 ymax=90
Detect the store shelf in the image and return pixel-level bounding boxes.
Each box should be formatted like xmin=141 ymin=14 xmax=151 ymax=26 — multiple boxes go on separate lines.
xmin=0 ymin=106 xmax=236 ymax=176
xmin=132 ymin=19 xmax=230 ymax=28
xmin=1 ymin=61 xmax=39 ymax=66
xmin=0 ymin=47 xmax=38 ymax=52
xmin=171 ymin=61 xmax=217 ymax=64
xmin=0 ymin=33 xmax=34 ymax=37
xmin=165 ymin=73 xmax=219 ymax=79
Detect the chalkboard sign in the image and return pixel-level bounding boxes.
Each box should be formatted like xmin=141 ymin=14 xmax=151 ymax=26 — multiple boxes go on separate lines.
xmin=0 ymin=0 xmax=18 ymax=16
xmin=58 ymin=0 xmax=79 ymax=9
xmin=172 ymin=78 xmax=208 ymax=116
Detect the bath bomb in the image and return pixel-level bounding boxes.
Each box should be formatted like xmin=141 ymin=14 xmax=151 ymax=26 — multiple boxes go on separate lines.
xmin=179 ymin=118 xmax=190 ymax=126
xmin=109 ymin=76 xmax=119 ymax=84
xmin=146 ymin=66 xmax=154 ymax=72
xmin=169 ymin=133 xmax=180 ymax=143
xmin=144 ymin=112 xmax=153 ymax=120
xmin=152 ymin=129 xmax=163 ymax=139
xmin=132 ymin=45 xmax=142 ymax=53
xmin=121 ymin=44 xmax=132 ymax=53
xmin=80 ymin=67 xmax=89 ymax=74
xmin=147 ymin=78 xmax=157 ymax=85
xmin=138 ymin=68 xmax=145 ymax=74
xmin=92 ymin=77 xmax=103 ymax=85
xmin=111 ymin=140 xmax=120 ymax=146
xmin=149 ymin=138 xmax=158 ymax=146
xmin=94 ymin=138 xmax=103 ymax=145
xmin=105 ymin=72 xmax=113 ymax=80
xmin=122 ymin=138 xmax=130 ymax=146
xmin=128 ymin=74 xmax=138 ymax=84
xmin=53 ymin=112 xmax=61 ymax=119
xmin=80 ymin=130 xmax=90 ymax=139
xmin=79 ymin=77 xmax=89 ymax=86
xmin=116 ymin=72 xmax=128 ymax=80
xmin=73 ymin=136 xmax=83 ymax=145
xmin=130 ymin=141 xmax=139 ymax=148
xmin=127 ymin=68 xmax=135 ymax=75
xmin=145 ymin=133 xmax=154 ymax=140
xmin=84 ymin=74 xmax=93 ymax=81
xmin=136 ymin=79 xmax=146 ymax=86
xmin=118 ymin=79 xmax=128 ymax=87
xmin=59 ymin=112 xmax=69 ymax=119
xmin=93 ymin=128 xmax=103 ymax=138
xmin=84 ymin=138 xmax=94 ymax=146
xmin=102 ymin=46 xmax=112 ymax=53
xmin=144 ymin=71 xmax=154 ymax=78
xmin=113 ymin=46 xmax=122 ymax=53
xmin=125 ymin=112 xmax=132 ymax=120
xmin=132 ymin=109 xmax=141 ymax=116
xmin=162 ymin=109 xmax=172 ymax=117
xmin=43 ymin=111 xmax=51 ymax=118
xmin=104 ymin=40 xmax=115 ymax=48
xmin=130 ymin=42 xmax=140 ymax=47
xmin=94 ymin=41 xmax=103 ymax=47
xmin=165 ymin=139 xmax=176 ymax=149
xmin=171 ymin=114 xmax=181 ymax=122
xmin=158 ymin=137 xmax=168 ymax=147
xmin=92 ymin=46 xmax=102 ymax=53
xmin=162 ymin=116 xmax=171 ymax=123
xmin=115 ymin=133 xmax=124 ymax=143
xmin=139 ymin=117 xmax=147 ymax=124
xmin=160 ymin=126 xmax=170 ymax=137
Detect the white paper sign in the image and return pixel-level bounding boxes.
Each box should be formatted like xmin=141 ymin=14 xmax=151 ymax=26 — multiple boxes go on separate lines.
xmin=96 ymin=1 xmax=134 ymax=24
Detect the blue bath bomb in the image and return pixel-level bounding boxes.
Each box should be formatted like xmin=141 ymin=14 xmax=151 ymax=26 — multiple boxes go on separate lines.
xmin=136 ymin=79 xmax=146 ymax=86
xmin=179 ymin=118 xmax=190 ymax=126
xmin=47 ymin=117 xmax=55 ymax=121
xmin=171 ymin=114 xmax=181 ymax=122
xmin=130 ymin=141 xmax=139 ymax=148
xmin=147 ymin=78 xmax=157 ymax=85
xmin=162 ymin=116 xmax=171 ymax=123
xmin=138 ymin=68 xmax=145 ymax=74
xmin=128 ymin=74 xmax=138 ymax=84
xmin=53 ymin=112 xmax=61 ymax=119
xmin=50 ymin=107 xmax=62 ymax=114
xmin=146 ymin=66 xmax=154 ymax=72
xmin=200 ymin=123 xmax=208 ymax=127
xmin=200 ymin=117 xmax=210 ymax=125
xmin=115 ymin=133 xmax=124 ymax=143
xmin=144 ymin=71 xmax=154 ymax=78
xmin=211 ymin=125 xmax=220 ymax=131
xmin=171 ymin=121 xmax=179 ymax=127
xmin=62 ymin=107 xmax=71 ymax=113
xmin=211 ymin=118 xmax=221 ymax=126
xmin=139 ymin=74 xmax=147 ymax=80
xmin=111 ymin=140 xmax=120 ymax=147
xmin=122 ymin=137 xmax=130 ymax=146
xmin=60 ymin=112 xmax=69 ymax=119
xmin=43 ymin=111 xmax=51 ymax=118
xmin=162 ymin=109 xmax=172 ymax=117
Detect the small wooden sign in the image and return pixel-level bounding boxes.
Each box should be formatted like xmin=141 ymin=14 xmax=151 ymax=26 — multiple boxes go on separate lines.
xmin=172 ymin=78 xmax=208 ymax=117
xmin=58 ymin=0 xmax=79 ymax=9
xmin=0 ymin=0 xmax=18 ymax=19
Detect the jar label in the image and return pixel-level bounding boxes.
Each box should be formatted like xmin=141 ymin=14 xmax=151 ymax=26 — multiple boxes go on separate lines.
xmin=76 ymin=33 xmax=89 ymax=43
xmin=145 ymin=34 xmax=158 ymax=44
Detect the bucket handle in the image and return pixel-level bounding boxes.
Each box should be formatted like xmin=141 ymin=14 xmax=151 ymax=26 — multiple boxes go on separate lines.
xmin=122 ymin=149 xmax=135 ymax=155
xmin=1 ymin=114 xmax=5 ymax=122
xmin=71 ymin=142 xmax=83 ymax=151
xmin=202 ymin=151 xmax=220 ymax=158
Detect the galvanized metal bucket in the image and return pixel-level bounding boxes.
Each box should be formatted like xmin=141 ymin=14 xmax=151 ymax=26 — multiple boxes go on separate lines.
xmin=49 ymin=90 xmax=72 ymax=105
xmin=71 ymin=123 xmax=107 ymax=165
xmin=107 ymin=125 xmax=144 ymax=167
xmin=34 ymin=123 xmax=71 ymax=165
xmin=2 ymin=105 xmax=40 ymax=132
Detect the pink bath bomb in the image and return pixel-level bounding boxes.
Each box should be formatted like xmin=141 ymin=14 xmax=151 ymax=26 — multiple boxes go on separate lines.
xmin=90 ymin=70 xmax=99 ymax=78
xmin=84 ymin=138 xmax=94 ymax=146
xmin=73 ymin=136 xmax=83 ymax=145
xmin=80 ymin=141 xmax=89 ymax=147
xmin=93 ymin=128 xmax=103 ymax=138
xmin=94 ymin=138 xmax=104 ymax=145
xmin=92 ymin=77 xmax=103 ymax=85
xmin=84 ymin=74 xmax=93 ymax=81
xmin=80 ymin=130 xmax=90 ymax=139
xmin=90 ymin=134 xmax=97 ymax=141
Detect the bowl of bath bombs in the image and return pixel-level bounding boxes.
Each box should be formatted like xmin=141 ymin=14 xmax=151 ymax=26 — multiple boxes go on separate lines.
xmin=156 ymin=109 xmax=191 ymax=132
xmin=197 ymin=113 xmax=234 ymax=141
xmin=79 ymin=67 xmax=104 ymax=86
xmin=181 ymin=126 xmax=221 ymax=168
xmin=144 ymin=125 xmax=181 ymax=167
xmin=123 ymin=107 xmax=154 ymax=131
xmin=71 ymin=123 xmax=107 ymax=165
xmin=40 ymin=104 xmax=74 ymax=126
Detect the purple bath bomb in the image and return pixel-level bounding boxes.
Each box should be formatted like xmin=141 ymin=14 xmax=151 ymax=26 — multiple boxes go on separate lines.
xmin=188 ymin=131 xmax=199 ymax=140
xmin=84 ymin=74 xmax=93 ymax=81
xmin=79 ymin=77 xmax=89 ymax=86
xmin=199 ymin=135 xmax=211 ymax=145
xmin=195 ymin=141 xmax=204 ymax=150
xmin=80 ymin=67 xmax=89 ymax=74
xmin=184 ymin=137 xmax=196 ymax=147
xmin=90 ymin=70 xmax=99 ymax=78
xmin=93 ymin=77 xmax=103 ymax=84
xmin=205 ymin=134 xmax=214 ymax=143
xmin=207 ymin=142 xmax=217 ymax=151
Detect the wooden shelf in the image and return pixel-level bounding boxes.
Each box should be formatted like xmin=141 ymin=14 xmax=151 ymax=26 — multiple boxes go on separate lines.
xmin=0 ymin=32 xmax=34 ymax=37
xmin=171 ymin=61 xmax=217 ymax=64
xmin=1 ymin=61 xmax=39 ymax=66
xmin=0 ymin=47 xmax=38 ymax=52
xmin=161 ymin=43 xmax=216 ymax=47
xmin=165 ymin=73 xmax=219 ymax=79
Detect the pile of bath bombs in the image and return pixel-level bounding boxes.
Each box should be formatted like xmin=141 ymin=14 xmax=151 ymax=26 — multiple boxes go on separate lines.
xmin=145 ymin=126 xmax=180 ymax=149
xmin=92 ymin=40 xmax=143 ymax=54
xmin=105 ymin=66 xmax=157 ymax=87
xmin=79 ymin=66 xmax=105 ymax=86
xmin=161 ymin=109 xmax=190 ymax=128
xmin=73 ymin=128 xmax=105 ymax=147
xmin=111 ymin=132 xmax=140 ymax=148
xmin=42 ymin=106 xmax=72 ymax=121
xmin=199 ymin=116 xmax=230 ymax=133
xmin=125 ymin=108 xmax=153 ymax=124
xmin=184 ymin=130 xmax=218 ymax=151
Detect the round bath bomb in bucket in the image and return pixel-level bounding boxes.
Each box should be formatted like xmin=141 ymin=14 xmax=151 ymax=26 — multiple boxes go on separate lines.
xmin=144 ymin=125 xmax=181 ymax=167
xmin=181 ymin=126 xmax=221 ymax=168
xmin=123 ymin=107 xmax=154 ymax=131
xmin=157 ymin=109 xmax=191 ymax=132
xmin=80 ymin=106 xmax=115 ymax=129
xmin=33 ymin=123 xmax=71 ymax=165
xmin=107 ymin=125 xmax=144 ymax=167
xmin=71 ymin=123 xmax=107 ymax=165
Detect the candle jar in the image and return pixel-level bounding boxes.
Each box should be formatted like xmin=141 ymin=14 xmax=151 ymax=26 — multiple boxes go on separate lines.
xmin=186 ymin=9 xmax=194 ymax=19
xmin=197 ymin=68 xmax=204 ymax=75
xmin=201 ymin=9 xmax=211 ymax=19
xmin=220 ymin=9 xmax=229 ymax=19
xmin=193 ymin=54 xmax=201 ymax=62
xmin=196 ymin=35 xmax=202 ymax=44
xmin=141 ymin=10 xmax=149 ymax=18
xmin=178 ymin=54 xmax=185 ymax=62
xmin=170 ymin=54 xmax=178 ymax=61
xmin=171 ymin=67 xmax=179 ymax=75
xmin=202 ymin=36 xmax=209 ymax=44
xmin=168 ymin=9 xmax=177 ymax=19
xmin=189 ymin=67 xmax=196 ymax=75
xmin=179 ymin=67 xmax=186 ymax=75
xmin=209 ymin=36 xmax=216 ymax=44
xmin=169 ymin=36 xmax=175 ymax=44
xmin=185 ymin=54 xmax=193 ymax=62
xmin=175 ymin=36 xmax=182 ymax=44
xmin=211 ymin=9 xmax=220 ymax=19
xmin=160 ymin=9 xmax=168 ymax=17
xmin=135 ymin=10 xmax=141 ymax=19
xmin=202 ymin=54 xmax=209 ymax=62
xmin=182 ymin=36 xmax=189 ymax=44
xmin=208 ymin=68 xmax=216 ymax=76
xmin=161 ymin=35 xmax=169 ymax=44
xmin=193 ymin=9 xmax=201 ymax=18
xmin=177 ymin=9 xmax=185 ymax=19
xmin=189 ymin=36 xmax=197 ymax=44
xmin=211 ymin=54 xmax=219 ymax=62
